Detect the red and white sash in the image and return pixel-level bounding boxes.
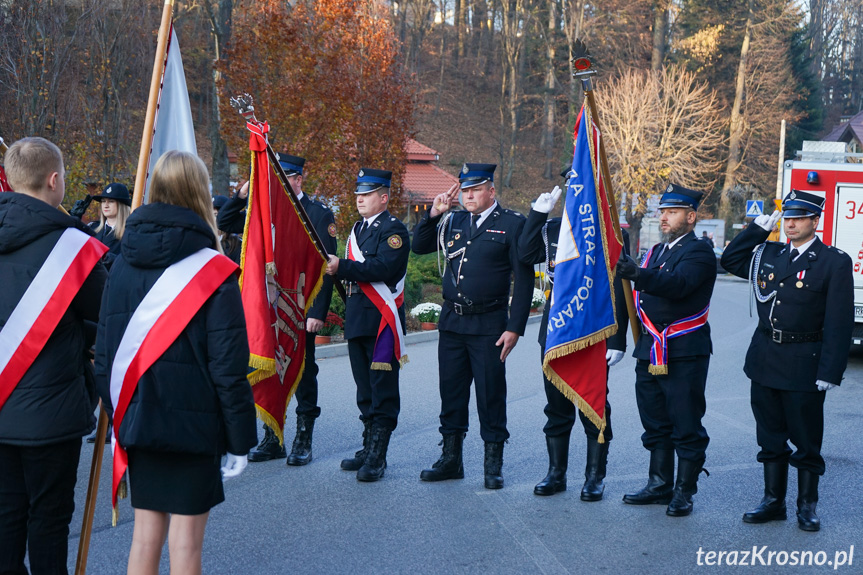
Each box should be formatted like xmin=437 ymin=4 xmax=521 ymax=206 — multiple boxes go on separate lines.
xmin=347 ymin=230 xmax=408 ymax=370
xmin=633 ymin=245 xmax=709 ymax=375
xmin=109 ymin=248 xmax=237 ymax=516
xmin=0 ymin=228 xmax=107 ymax=412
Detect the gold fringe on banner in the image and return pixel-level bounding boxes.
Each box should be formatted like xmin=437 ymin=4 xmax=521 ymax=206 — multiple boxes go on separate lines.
xmin=370 ymin=362 xmax=392 ymax=371
xmin=399 ymin=355 xmax=410 ymax=368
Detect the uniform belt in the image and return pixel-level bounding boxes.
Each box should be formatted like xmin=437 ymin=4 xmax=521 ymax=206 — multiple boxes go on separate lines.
xmin=757 ymin=323 xmax=823 ymax=344
xmin=345 ymin=282 xmax=361 ymax=296
xmin=444 ymin=299 xmax=505 ymax=316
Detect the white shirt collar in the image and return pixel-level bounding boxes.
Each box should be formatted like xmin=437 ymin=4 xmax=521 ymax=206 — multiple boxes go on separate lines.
xmin=296 ymin=190 xmax=304 ymax=201
xmin=471 ymin=201 xmax=498 ymax=228
xmin=790 ymin=236 xmax=817 ymax=259
xmin=364 ymin=211 xmax=384 ymax=227
xmin=666 ymin=230 xmax=690 ymax=250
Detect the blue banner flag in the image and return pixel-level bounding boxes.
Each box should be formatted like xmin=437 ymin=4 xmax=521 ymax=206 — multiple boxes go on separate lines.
xmin=542 ymin=103 xmax=623 ymax=438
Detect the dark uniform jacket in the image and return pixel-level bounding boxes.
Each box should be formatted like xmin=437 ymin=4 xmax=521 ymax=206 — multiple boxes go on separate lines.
xmin=89 ymin=221 xmax=120 ymax=269
xmin=0 ymin=192 xmax=107 ymax=446
xmin=632 ymin=230 xmax=717 ymax=360
xmin=216 ymin=195 xmax=247 ymax=235
xmin=720 ymin=225 xmax=854 ymax=390
xmin=217 ymin=193 xmax=337 ymax=322
xmin=94 ymin=203 xmax=258 ymax=457
xmin=412 ymin=204 xmax=534 ymax=336
xmin=518 ymin=209 xmax=630 ymax=350
xmin=337 ymin=210 xmax=410 ymax=340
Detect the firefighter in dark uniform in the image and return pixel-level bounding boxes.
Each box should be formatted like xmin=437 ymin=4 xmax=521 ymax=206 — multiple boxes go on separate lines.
xmin=226 ymin=155 xmax=337 ymax=466
xmin=615 ymin=184 xmax=717 ymax=517
xmin=517 ymin=173 xmax=630 ymax=501
xmin=721 ymin=190 xmax=854 ymax=531
xmin=412 ymin=163 xmax=534 ymax=489
xmin=326 ymin=168 xmax=410 ymax=482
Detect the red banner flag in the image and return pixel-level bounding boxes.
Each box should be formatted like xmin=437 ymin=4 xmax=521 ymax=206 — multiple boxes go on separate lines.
xmin=0 ymin=165 xmax=11 ymax=192
xmin=240 ymin=120 xmax=326 ymax=441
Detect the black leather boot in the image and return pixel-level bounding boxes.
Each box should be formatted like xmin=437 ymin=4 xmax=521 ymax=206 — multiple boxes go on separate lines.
xmin=357 ymin=426 xmax=391 ymax=482
xmin=286 ymin=414 xmax=315 ymax=466
xmin=581 ymin=438 xmax=609 ymax=502
xmin=420 ymin=433 xmax=465 ymax=482
xmin=796 ymin=469 xmax=820 ymax=532
xmin=248 ymin=424 xmax=287 ymax=462
xmin=534 ymin=435 xmax=569 ymax=496
xmin=742 ymin=461 xmax=788 ymax=523
xmin=341 ymin=420 xmax=373 ymax=471
xmin=666 ymin=458 xmax=706 ymax=517
xmin=484 ymin=441 xmax=505 ymax=490
xmin=623 ymin=449 xmax=674 ymax=505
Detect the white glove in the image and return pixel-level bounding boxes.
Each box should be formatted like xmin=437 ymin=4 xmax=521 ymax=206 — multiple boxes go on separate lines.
xmin=606 ymin=349 xmax=624 ymax=367
xmin=533 ymin=186 xmax=563 ymax=214
xmin=221 ymin=453 xmax=248 ymax=480
xmin=816 ymin=380 xmax=836 ymax=392
xmin=754 ymin=210 xmax=782 ymax=232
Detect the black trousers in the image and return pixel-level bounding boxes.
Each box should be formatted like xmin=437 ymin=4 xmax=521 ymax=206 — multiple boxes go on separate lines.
xmin=634 ymin=357 xmax=710 ymax=462
xmin=293 ymin=331 xmax=321 ymax=419
xmin=0 ymin=439 xmax=81 ymax=575
xmin=750 ymin=380 xmax=826 ymax=475
xmin=347 ymin=335 xmax=400 ymax=431
xmin=438 ymin=330 xmax=509 ymax=443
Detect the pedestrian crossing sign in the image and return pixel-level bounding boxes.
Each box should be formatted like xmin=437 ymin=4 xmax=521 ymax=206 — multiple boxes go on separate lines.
xmin=745 ymin=200 xmax=764 ymax=218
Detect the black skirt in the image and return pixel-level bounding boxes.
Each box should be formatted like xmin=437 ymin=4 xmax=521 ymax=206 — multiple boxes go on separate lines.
xmin=127 ymin=449 xmax=224 ymax=515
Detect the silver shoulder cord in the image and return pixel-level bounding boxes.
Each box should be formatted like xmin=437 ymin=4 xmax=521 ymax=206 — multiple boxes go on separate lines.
xmin=437 ymin=211 xmax=454 ymax=278
xmin=749 ymin=242 xmax=777 ymax=318
xmin=541 ymin=222 xmax=552 ymax=293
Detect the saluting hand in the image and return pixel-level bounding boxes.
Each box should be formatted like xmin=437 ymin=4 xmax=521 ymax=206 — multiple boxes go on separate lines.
xmin=326 ymin=255 xmax=340 ymax=275
xmin=496 ymin=331 xmax=520 ymax=362
xmin=237 ymin=181 xmax=250 ymax=200
xmin=430 ymin=182 xmax=460 ymax=218
xmin=533 ymin=186 xmax=563 ymax=214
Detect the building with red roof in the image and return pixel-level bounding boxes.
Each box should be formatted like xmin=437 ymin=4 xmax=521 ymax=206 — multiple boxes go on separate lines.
xmin=402 ymin=138 xmax=459 ymax=228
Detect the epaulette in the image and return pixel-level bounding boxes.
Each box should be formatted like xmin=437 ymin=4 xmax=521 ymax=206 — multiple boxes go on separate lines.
xmin=826 ymin=245 xmax=845 ymax=255
xmin=503 ymin=209 xmax=526 ymax=219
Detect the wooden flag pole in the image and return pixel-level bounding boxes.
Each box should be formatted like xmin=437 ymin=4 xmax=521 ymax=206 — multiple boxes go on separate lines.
xmin=74 ymin=402 xmax=110 ymax=575
xmin=572 ymin=42 xmax=640 ymax=344
xmin=131 ymin=0 xmax=176 ymax=210
xmin=76 ymin=3 xmax=175 ymax=571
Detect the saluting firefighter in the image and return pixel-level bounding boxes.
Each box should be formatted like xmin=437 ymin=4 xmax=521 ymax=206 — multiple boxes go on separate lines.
xmin=241 ymin=154 xmax=338 ymax=467
xmin=412 ymin=163 xmax=534 ymax=489
xmin=517 ymin=171 xmax=630 ymax=501
xmin=721 ymin=190 xmax=854 ymax=531
xmin=615 ymin=184 xmax=717 ymax=516
xmin=326 ymin=168 xmax=410 ymax=482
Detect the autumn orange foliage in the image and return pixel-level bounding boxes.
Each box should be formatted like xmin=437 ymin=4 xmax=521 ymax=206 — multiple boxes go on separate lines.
xmin=221 ymin=0 xmax=415 ymax=232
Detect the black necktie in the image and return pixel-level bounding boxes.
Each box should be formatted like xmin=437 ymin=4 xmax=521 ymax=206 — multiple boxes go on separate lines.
xmin=790 ymin=248 xmax=799 ymax=262
xmin=470 ymin=214 xmax=479 ymax=237
xmin=359 ymin=221 xmax=368 ymax=239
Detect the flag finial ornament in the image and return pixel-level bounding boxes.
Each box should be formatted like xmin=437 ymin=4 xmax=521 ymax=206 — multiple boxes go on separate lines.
xmin=571 ymin=40 xmax=596 ymax=76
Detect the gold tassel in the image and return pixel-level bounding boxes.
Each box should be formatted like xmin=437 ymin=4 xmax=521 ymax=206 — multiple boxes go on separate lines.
xmin=112 ymin=506 xmax=119 ymax=527
xmin=118 ymin=478 xmax=128 ymax=499
xmin=597 ymin=429 xmax=605 ymax=444
xmin=648 ymin=364 xmax=668 ymax=376
xmin=370 ymin=362 xmax=393 ymax=371
xmin=398 ymin=355 xmax=410 ymax=368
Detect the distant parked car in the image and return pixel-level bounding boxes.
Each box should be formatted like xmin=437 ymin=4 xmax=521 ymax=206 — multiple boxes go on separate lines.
xmin=714 ymin=247 xmax=726 ymax=274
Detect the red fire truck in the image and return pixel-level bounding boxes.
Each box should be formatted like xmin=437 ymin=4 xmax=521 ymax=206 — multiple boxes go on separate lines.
xmin=781 ymin=145 xmax=863 ymax=346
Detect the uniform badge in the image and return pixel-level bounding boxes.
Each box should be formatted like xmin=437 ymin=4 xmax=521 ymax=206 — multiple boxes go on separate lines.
xmin=462 ymin=164 xmax=469 ymax=174
xmin=796 ymin=270 xmax=805 ymax=288
xmin=328 ymin=223 xmax=337 ymax=237
xmin=789 ymin=190 xmax=796 ymax=200
xmin=447 ymin=241 xmax=454 ymax=248
xmin=387 ymin=235 xmax=403 ymax=249
xmin=358 ymin=169 xmax=365 ymax=177
xmin=759 ymin=281 xmax=766 ymax=289
xmin=796 ymin=281 xmax=803 ymax=288
xmin=454 ymin=233 xmax=461 ymax=240
xmin=768 ymin=273 xmax=774 ymax=281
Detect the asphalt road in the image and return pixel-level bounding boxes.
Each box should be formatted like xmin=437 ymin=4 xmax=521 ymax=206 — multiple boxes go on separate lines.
xmin=69 ymin=277 xmax=863 ymax=574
